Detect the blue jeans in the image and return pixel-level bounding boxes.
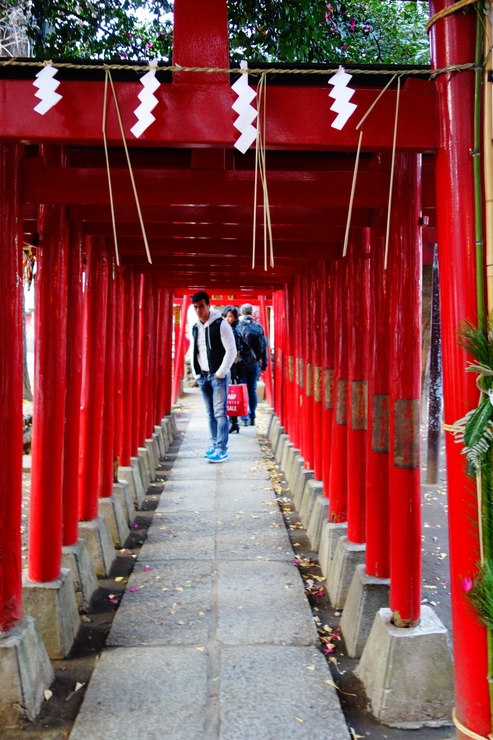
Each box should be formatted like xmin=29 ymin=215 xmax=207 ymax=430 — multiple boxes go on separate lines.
xmin=197 ymin=372 xmax=230 ymax=451
xmin=239 ymin=362 xmax=261 ymax=422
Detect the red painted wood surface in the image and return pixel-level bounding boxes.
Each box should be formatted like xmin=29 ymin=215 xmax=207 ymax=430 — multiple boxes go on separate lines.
xmin=302 ymin=273 xmax=314 ymax=469
xmin=78 ymin=238 xmax=109 ymax=521
xmin=131 ymin=271 xmax=141 ymax=456
xmin=429 ymin=0 xmax=490 ymax=732
xmin=120 ymin=267 xmax=135 ymax=466
xmin=328 ymin=258 xmax=348 ymax=522
xmin=138 ymin=274 xmax=152 ymax=443
xmin=346 ymin=230 xmax=370 ymax=544
xmin=0 ymin=143 xmax=23 ymax=631
xmin=388 ymin=153 xmax=422 ymax=626
xmin=162 ymin=290 xmax=173 ymax=418
xmin=145 ymin=284 xmax=157 ymax=438
xmin=258 ymin=295 xmax=273 ymax=407
xmin=293 ymin=276 xmax=303 ymax=457
xmin=62 ymin=224 xmax=84 ymax=547
xmin=172 ymin=294 xmax=190 ymax=405
xmin=365 ymin=211 xmax=390 ymax=578
xmin=113 ymin=268 xmax=125 ymax=469
xmin=100 ymin=262 xmax=116 ymax=498
xmin=321 ymin=260 xmax=336 ymax=498
xmin=311 ymin=266 xmax=323 ymax=480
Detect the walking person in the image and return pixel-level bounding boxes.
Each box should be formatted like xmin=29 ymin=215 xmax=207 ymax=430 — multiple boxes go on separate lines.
xmin=223 ymin=305 xmax=258 ymax=433
xmin=191 ymin=292 xmax=237 ymax=462
xmin=237 ymin=304 xmax=268 ymax=426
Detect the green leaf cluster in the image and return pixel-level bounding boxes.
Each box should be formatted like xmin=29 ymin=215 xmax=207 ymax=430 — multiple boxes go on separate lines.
xmin=13 ymin=0 xmax=429 ymax=64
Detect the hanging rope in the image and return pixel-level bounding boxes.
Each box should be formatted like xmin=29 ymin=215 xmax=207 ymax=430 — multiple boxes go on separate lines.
xmin=452 ymin=707 xmax=493 ymax=740
xmin=427 ymin=0 xmax=479 ymax=33
xmin=105 ymin=67 xmax=152 ymax=265
xmin=384 ymin=75 xmax=401 ymax=270
xmin=253 ymin=72 xmax=274 ymax=271
xmin=102 ymin=70 xmax=120 ymax=267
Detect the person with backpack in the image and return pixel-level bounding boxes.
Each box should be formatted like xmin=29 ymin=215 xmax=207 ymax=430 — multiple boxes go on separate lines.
xmin=237 ymin=303 xmax=268 ymax=426
xmin=190 ymin=292 xmax=237 ymax=463
xmin=223 ymin=305 xmax=257 ymax=433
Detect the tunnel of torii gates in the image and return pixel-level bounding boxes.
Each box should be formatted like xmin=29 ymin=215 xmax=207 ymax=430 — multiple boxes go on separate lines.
xmin=0 ymin=0 xmax=489 ymax=736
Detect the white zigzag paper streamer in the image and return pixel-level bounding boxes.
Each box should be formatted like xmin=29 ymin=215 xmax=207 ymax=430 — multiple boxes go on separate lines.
xmin=231 ymin=61 xmax=258 ymax=154
xmin=328 ymin=68 xmax=357 ymax=130
xmin=33 ymin=65 xmax=62 ymax=115
xmin=131 ymin=64 xmax=160 ymax=138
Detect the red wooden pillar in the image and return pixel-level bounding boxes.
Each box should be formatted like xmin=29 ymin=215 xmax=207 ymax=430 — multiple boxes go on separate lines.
xmin=145 ymin=282 xmax=157 ymax=437
xmin=258 ymin=295 xmax=273 ymax=407
xmin=0 ymin=142 xmax=23 ymax=631
xmin=131 ymin=271 xmax=141 ymax=455
xmin=275 ymin=290 xmax=286 ymax=426
xmin=311 ymin=266 xmax=323 ymax=480
xmin=62 ymin=224 xmax=84 ymax=547
xmin=388 ymin=153 xmax=422 ymax=627
xmin=172 ymin=294 xmax=190 ymax=404
xmin=155 ymin=288 xmax=165 ymax=424
xmin=138 ymin=274 xmax=151 ymax=444
xmin=29 ymin=147 xmax=69 ymax=583
xmin=78 ymin=237 xmax=109 ymax=521
xmin=162 ymin=289 xmax=173 ymax=417
xmin=100 ymin=259 xmax=116 ymax=498
xmin=346 ymin=230 xmax=370 ymax=544
xmin=120 ymin=267 xmax=135 ymax=467
xmin=293 ymin=276 xmax=304 ymax=457
xmin=321 ymin=260 xmax=336 ymax=497
xmin=302 ymin=272 xmax=314 ymax=468
xmin=428 ymin=1 xmax=490 ymax=732
xmin=284 ymin=284 xmax=296 ymax=443
xmin=366 ymin=211 xmax=391 ymax=578
xmin=113 ymin=267 xmax=125 ymax=470
xmin=328 ymin=257 xmax=348 ymax=521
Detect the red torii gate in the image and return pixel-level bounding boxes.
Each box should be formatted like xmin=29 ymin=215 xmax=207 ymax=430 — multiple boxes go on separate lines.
xmin=0 ymin=0 xmax=487 ymax=737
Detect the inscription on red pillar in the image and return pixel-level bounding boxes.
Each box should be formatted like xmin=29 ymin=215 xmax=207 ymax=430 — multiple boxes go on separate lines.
xmin=393 ymin=398 xmax=419 ymax=468
xmin=372 ymin=393 xmax=390 ymax=453
xmin=325 ymin=369 xmax=334 ymax=409
xmin=288 ymin=355 xmax=294 ymax=382
xmin=306 ymin=363 xmax=313 ymax=397
xmin=314 ymin=366 xmax=322 ymax=403
xmin=351 ymin=380 xmax=368 ymax=430
xmin=336 ymin=379 xmax=348 ymax=424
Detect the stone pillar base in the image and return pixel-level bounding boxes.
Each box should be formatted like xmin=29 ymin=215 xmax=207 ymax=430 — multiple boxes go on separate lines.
xmin=300 ymin=479 xmax=322 ymax=528
xmin=293 ymin=464 xmax=311 ymax=511
xmin=340 ymin=564 xmax=390 ymax=657
xmin=280 ymin=440 xmax=293 ymax=474
xmin=168 ymin=412 xmax=178 ymax=439
xmin=138 ymin=446 xmax=152 ymax=489
xmin=265 ymin=410 xmax=275 ymax=439
xmin=268 ymin=415 xmax=280 ymax=446
xmin=130 ymin=459 xmax=147 ymax=507
xmin=307 ymin=494 xmax=328 ymax=552
xmin=161 ymin=416 xmax=173 ymax=447
xmin=144 ymin=437 xmax=158 ymax=480
xmin=78 ymin=516 xmax=115 ymax=577
xmin=62 ymin=538 xmax=98 ymax=612
xmin=113 ymin=480 xmax=136 ymax=525
xmin=22 ymin=568 xmax=79 ymax=659
xmin=154 ymin=425 xmax=166 ymax=458
xmin=355 ymin=607 xmax=454 ymax=728
xmin=327 ymin=536 xmax=366 ymax=609
xmin=285 ymin=447 xmax=300 ymax=488
xmin=98 ymin=494 xmax=130 ymax=548
xmin=271 ymin=423 xmax=284 ymax=455
xmin=274 ymin=432 xmax=288 ymax=463
xmin=0 ymin=617 xmax=54 ymax=727
xmin=319 ymin=521 xmax=348 ymax=578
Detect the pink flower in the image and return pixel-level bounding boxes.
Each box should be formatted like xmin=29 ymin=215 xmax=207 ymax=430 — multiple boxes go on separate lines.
xmin=129 ymin=587 xmax=137 ymax=593
xmin=146 ymin=42 xmax=154 ymax=50
xmin=462 ymin=577 xmax=473 ymax=593
xmin=349 ymin=18 xmax=356 ymax=31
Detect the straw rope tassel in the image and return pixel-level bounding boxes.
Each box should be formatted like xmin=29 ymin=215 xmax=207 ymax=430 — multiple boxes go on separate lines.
xmin=106 ymin=68 xmax=152 ymax=265
xmin=384 ymin=75 xmax=401 ymax=271
xmin=102 ymin=70 xmax=120 ymax=267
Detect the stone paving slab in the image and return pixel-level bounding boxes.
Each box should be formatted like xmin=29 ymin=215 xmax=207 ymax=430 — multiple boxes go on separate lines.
xmin=219 ymin=646 xmax=351 ymax=740
xmin=220 ymin=458 xmax=271 ymax=480
xmin=216 ymin=511 xmax=293 ymax=560
xmin=143 ymin=511 xmax=216 ymax=561
xmin=217 ymin=483 xmax=276 ymax=512
xmin=166 ymin=459 xmax=220 ymax=480
xmin=107 ymin=560 xmax=213 ymax=646
xmin=69 ymin=646 xmax=209 ymax=740
xmin=157 ymin=479 xmax=216 ymax=512
xmin=216 ymin=560 xmax=318 ymax=645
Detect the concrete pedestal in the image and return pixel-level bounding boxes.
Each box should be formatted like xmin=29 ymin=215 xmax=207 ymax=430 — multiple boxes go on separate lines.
xmin=144 ymin=436 xmax=159 ymax=478
xmin=168 ymin=412 xmax=178 ymax=438
xmin=79 ymin=516 xmax=115 ymax=577
xmin=265 ymin=408 xmax=275 ymax=438
xmin=293 ymin=465 xmax=312 ymax=511
xmin=355 ymin=607 xmax=454 ymax=728
xmin=268 ymin=415 xmax=280 ymax=446
xmin=327 ymin=536 xmax=366 ymax=609
xmin=62 ymin=538 xmax=98 ymax=612
xmin=137 ymin=448 xmax=151 ymax=491
xmin=280 ymin=440 xmax=293 ymax=475
xmin=118 ymin=465 xmax=142 ymax=509
xmin=340 ymin=564 xmax=390 ymax=657
xmin=319 ymin=521 xmax=348 ymax=578
xmin=274 ymin=433 xmax=288 ymax=464
xmin=141 ymin=444 xmax=156 ymax=483
xmin=130 ymin=458 xmax=147 ymax=506
xmin=154 ymin=425 xmax=166 ymax=458
xmin=299 ymin=479 xmax=322 ymax=528
xmin=22 ymin=568 xmax=80 ymax=658
xmin=306 ymin=494 xmax=328 ymax=552
xmin=0 ymin=617 xmax=54 ymax=727
xmin=271 ymin=423 xmax=284 ymax=456
xmin=99 ymin=494 xmax=130 ymax=548
xmin=285 ymin=447 xmax=301 ymax=488
xmin=113 ymin=480 xmax=136 ymax=525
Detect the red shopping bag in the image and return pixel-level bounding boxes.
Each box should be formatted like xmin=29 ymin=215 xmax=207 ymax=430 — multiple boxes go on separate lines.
xmin=227 ymin=383 xmax=248 ymax=417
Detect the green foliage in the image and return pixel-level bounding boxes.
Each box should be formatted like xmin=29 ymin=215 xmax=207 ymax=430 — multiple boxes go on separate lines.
xmin=469 ymin=560 xmax=493 ymax=630
xmin=19 ymin=0 xmax=429 ymax=64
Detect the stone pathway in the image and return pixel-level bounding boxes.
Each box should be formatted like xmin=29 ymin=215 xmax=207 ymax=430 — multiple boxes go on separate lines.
xmin=69 ymin=389 xmax=350 ymax=740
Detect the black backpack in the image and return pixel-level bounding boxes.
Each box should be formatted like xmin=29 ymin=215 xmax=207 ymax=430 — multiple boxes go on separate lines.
xmin=239 ymin=319 xmax=266 ymax=362
xmin=235 ymin=331 xmax=257 ymax=367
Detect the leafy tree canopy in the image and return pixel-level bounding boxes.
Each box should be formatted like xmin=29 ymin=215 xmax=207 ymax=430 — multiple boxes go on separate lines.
xmin=5 ymin=0 xmax=430 ymax=64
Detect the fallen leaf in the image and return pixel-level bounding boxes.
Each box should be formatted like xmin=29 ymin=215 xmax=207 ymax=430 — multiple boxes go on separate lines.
xmin=305 ymin=665 xmax=315 ymax=671
xmin=114 ymin=576 xmax=124 ymax=582
xmin=44 ymin=690 xmax=53 ymax=701
xmin=294 ymin=716 xmax=303 ymax=723
xmin=326 ymin=679 xmax=356 ymax=696
xmin=74 ymin=682 xmax=85 ymax=692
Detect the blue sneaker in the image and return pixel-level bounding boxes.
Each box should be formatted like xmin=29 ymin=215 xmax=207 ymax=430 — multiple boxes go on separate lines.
xmin=204 ymin=446 xmax=216 ymax=457
xmin=208 ymin=449 xmax=228 ymax=463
